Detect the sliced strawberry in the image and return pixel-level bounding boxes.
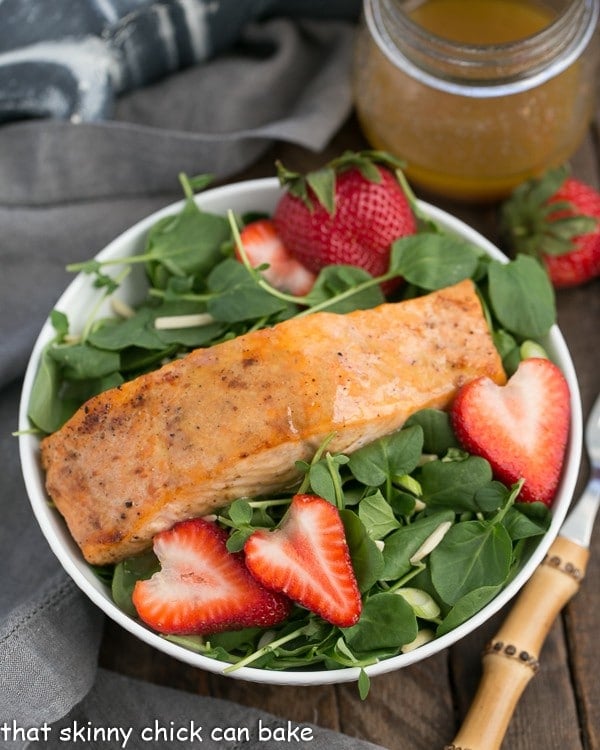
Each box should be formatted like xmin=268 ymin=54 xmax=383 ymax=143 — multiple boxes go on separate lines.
xmin=237 ymin=219 xmax=316 ymax=295
xmin=451 ymin=358 xmax=570 ymax=505
xmin=244 ymin=494 xmax=362 ymax=627
xmin=132 ymin=518 xmax=291 ymax=635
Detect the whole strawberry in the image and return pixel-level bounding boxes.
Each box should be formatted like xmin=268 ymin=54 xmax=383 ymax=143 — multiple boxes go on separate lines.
xmin=272 ymin=151 xmax=417 ymax=288
xmin=500 ymin=165 xmax=600 ymax=287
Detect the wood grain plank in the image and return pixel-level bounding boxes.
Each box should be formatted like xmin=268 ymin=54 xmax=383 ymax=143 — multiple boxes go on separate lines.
xmin=336 ymin=655 xmax=455 ymax=749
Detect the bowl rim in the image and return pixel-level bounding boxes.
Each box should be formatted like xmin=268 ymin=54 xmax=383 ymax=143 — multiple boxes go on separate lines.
xmin=18 ymin=176 xmax=583 ymax=686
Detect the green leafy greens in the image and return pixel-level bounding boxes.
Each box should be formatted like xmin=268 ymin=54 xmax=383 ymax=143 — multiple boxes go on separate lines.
xmin=26 ymin=171 xmax=557 ymax=682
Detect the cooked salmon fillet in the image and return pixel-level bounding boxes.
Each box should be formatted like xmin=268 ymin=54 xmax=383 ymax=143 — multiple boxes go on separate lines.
xmin=40 ymin=279 xmax=506 ymax=565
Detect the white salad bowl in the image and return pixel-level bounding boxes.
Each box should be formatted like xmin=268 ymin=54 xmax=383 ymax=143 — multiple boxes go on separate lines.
xmin=18 ymin=177 xmax=583 ymax=686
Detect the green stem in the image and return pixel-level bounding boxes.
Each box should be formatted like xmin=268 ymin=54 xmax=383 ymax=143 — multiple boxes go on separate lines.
xmin=178 ymin=172 xmax=195 ymax=202
xmin=387 ymin=562 xmax=426 ymax=592
xmin=297 ymin=432 xmax=337 ymax=493
xmin=247 ymin=498 xmax=293 ymax=509
xmin=67 ymin=254 xmax=153 ymax=272
xmin=81 ymin=267 xmax=131 ymax=341
xmin=223 ymin=624 xmax=310 ymax=673
xmin=491 ymin=477 xmax=524 ymax=525
xmin=148 ymin=288 xmax=215 ymax=303
xmin=227 ymin=208 xmax=398 ymax=316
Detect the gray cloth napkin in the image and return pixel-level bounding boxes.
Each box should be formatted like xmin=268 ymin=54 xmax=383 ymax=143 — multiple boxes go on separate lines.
xmin=0 ymin=11 xmax=385 ymax=750
xmin=0 ymin=0 xmax=361 ymax=122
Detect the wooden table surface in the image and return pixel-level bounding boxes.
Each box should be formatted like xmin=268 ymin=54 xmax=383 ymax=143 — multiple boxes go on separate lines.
xmin=99 ymin=115 xmax=600 ymax=750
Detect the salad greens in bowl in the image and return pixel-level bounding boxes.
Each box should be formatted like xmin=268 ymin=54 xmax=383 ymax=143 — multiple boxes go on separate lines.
xmin=18 ymin=174 xmax=582 ymax=691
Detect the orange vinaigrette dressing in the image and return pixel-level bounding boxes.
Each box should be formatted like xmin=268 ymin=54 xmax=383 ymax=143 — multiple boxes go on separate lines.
xmin=353 ymin=0 xmax=597 ymax=201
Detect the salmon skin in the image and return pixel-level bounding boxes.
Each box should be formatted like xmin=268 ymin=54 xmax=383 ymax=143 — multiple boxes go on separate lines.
xmin=40 ymin=279 xmax=506 ymax=565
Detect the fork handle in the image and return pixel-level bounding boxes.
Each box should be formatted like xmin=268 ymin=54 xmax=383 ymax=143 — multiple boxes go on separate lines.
xmin=445 ymin=535 xmax=590 ymax=750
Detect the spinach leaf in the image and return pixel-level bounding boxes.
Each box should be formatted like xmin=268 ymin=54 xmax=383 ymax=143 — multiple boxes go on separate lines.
xmin=436 ymin=584 xmax=503 ymax=636
xmin=420 ymin=456 xmax=493 ymax=512
xmin=340 ymin=510 xmax=385 ymax=593
xmin=88 ymin=309 xmax=166 ymax=351
xmin=343 ymin=592 xmax=418 ymax=652
xmin=348 ymin=425 xmax=423 ymax=487
xmin=27 ymin=346 xmax=78 ymax=433
xmin=503 ymin=502 xmax=551 ymax=540
xmin=390 ymin=233 xmax=481 ymax=289
xmin=380 ymin=510 xmax=455 ymax=581
xmin=206 ymin=258 xmax=293 ymax=322
xmin=48 ymin=342 xmax=121 ymax=380
xmin=430 ymin=521 xmax=513 ymax=605
xmin=144 ymin=198 xmax=230 ymax=287
xmin=358 ymin=490 xmax=401 ymax=540
xmin=404 ymin=409 xmax=459 ymax=455
xmin=487 ymin=255 xmax=556 ymax=338
xmin=111 ymin=551 xmax=160 ymax=617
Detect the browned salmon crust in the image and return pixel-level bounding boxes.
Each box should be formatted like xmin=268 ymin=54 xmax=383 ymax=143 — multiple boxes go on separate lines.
xmin=40 ymin=279 xmax=506 ymax=565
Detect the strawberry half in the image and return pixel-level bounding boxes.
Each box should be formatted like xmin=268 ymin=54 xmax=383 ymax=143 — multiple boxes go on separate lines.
xmin=500 ymin=165 xmax=600 ymax=287
xmin=132 ymin=518 xmax=291 ymax=635
xmin=237 ymin=219 xmax=316 ymax=296
xmin=451 ymin=358 xmax=570 ymax=505
xmin=244 ymin=494 xmax=362 ymax=627
xmin=272 ymin=151 xmax=417 ymax=290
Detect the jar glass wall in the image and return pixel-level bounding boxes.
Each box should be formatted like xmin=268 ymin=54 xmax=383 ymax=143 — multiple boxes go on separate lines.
xmin=353 ymin=0 xmax=600 ymax=202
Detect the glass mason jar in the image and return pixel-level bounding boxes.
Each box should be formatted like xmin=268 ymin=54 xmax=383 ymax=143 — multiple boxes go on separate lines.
xmin=353 ymin=0 xmax=600 ymax=202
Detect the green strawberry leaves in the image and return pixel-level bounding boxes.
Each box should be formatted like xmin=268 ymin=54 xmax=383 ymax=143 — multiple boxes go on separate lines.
xmin=276 ymin=150 xmax=407 ymax=214
xmin=500 ymin=164 xmax=598 ymax=259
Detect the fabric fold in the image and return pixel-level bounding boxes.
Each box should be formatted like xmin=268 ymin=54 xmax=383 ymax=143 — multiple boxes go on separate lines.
xmin=0 ymin=10 xmax=384 ymax=749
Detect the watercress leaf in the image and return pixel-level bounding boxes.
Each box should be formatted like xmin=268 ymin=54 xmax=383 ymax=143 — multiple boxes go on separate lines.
xmin=436 ymin=584 xmax=503 ymax=636
xmin=488 ymin=255 xmax=556 ymax=338
xmin=144 ymin=199 xmax=230 ymax=285
xmin=226 ymin=528 xmax=253 ymax=553
xmin=50 ymin=309 xmax=70 ymax=339
xmin=420 ymin=456 xmax=493 ymax=512
xmin=27 ymin=346 xmax=79 ymax=433
xmin=184 ymin=173 xmax=214 ymax=193
xmin=340 ymin=509 xmax=385 ymax=593
xmin=389 ymin=233 xmax=481 ymax=289
xmin=358 ymin=490 xmax=401 ymax=540
xmin=304 ymin=265 xmax=384 ymax=313
xmin=348 ymin=425 xmax=424 ymax=487
xmin=343 ymin=592 xmax=418 ymax=652
xmin=380 ymin=510 xmax=455 ymax=581
xmin=308 ymin=456 xmax=345 ymax=506
xmin=47 ymin=343 xmax=121 ymax=380
xmin=503 ymin=502 xmax=551 ymax=540
xmin=474 ymin=481 xmax=509 ymax=514
xmin=358 ymin=669 xmax=371 ymax=700
xmin=207 ymin=258 xmax=290 ymax=322
xmin=404 ymin=409 xmax=459 ymax=455
xmin=430 ymin=521 xmax=513 ymax=605
xmin=228 ymin=499 xmax=254 ymax=527
xmin=112 ymin=550 xmax=159 ymax=617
